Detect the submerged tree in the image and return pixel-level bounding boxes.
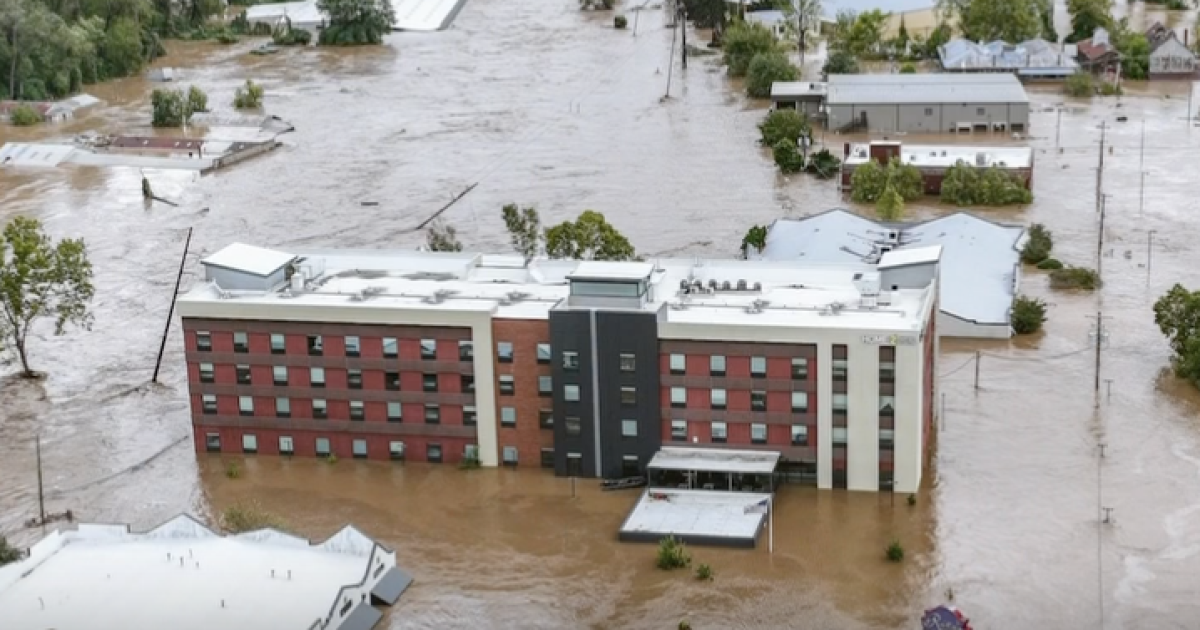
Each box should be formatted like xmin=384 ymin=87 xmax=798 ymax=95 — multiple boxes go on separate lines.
xmin=850 ymin=158 xmax=923 ymax=203
xmin=0 ymin=216 xmax=95 ymax=377
xmin=1154 ymin=284 xmax=1200 ymax=388
xmin=233 ymin=79 xmax=264 ymax=108
xmin=502 ymin=203 xmax=543 ymax=263
xmin=0 ymin=537 xmax=21 ymax=566
xmin=940 ymin=162 xmax=1033 ymax=206
xmin=746 ymin=52 xmax=799 ymax=98
xmin=740 ymin=224 xmax=769 ymax=259
xmin=317 ymin=0 xmax=396 ymax=45
xmin=425 ymin=219 xmax=463 ymax=252
xmin=151 ymin=88 xmax=189 ymax=127
xmin=875 ymin=185 xmax=905 ymax=221
xmin=723 ymin=22 xmax=780 ymax=77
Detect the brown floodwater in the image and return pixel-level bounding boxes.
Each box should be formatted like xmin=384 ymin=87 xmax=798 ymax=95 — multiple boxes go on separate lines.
xmin=4 ymin=1 xmax=1200 ymax=628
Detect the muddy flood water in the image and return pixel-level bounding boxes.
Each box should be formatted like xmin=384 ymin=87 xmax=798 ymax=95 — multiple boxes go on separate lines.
xmin=4 ymin=1 xmax=1200 ymax=628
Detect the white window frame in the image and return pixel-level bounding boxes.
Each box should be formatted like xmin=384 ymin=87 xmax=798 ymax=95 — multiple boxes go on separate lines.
xmin=791 ymin=391 xmax=809 ymax=412
xmin=669 ymin=353 xmax=686 ymax=373
xmin=621 ymin=419 xmax=638 ymax=437
xmin=279 ymin=436 xmax=294 ymax=454
xmin=242 ymin=434 xmax=258 ymax=452
xmin=564 ymin=384 xmax=581 ymax=402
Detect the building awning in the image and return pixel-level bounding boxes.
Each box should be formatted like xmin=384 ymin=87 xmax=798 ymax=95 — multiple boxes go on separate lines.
xmin=647 ymin=447 xmax=780 ymax=475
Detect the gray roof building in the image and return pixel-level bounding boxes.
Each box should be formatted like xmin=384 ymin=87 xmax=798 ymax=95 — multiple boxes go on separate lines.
xmin=939 ymin=38 xmax=1080 ymax=79
xmin=824 ymin=74 xmax=1030 ymax=133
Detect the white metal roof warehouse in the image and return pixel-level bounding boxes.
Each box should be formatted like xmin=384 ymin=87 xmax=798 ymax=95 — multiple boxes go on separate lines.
xmin=824 ymin=74 xmax=1031 ymax=133
xmin=825 ymin=74 xmax=1030 ymax=105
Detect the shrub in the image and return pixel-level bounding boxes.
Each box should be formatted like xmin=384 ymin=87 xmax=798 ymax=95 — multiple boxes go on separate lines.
xmin=656 ymin=535 xmax=692 ymax=570
xmin=459 ymin=452 xmax=482 ymax=469
xmin=679 ymin=622 xmax=693 ymax=630
xmin=225 ymin=461 xmax=242 ymax=479
xmin=850 ymin=158 xmax=923 ymax=203
xmin=876 ymin=185 xmax=905 ymax=221
xmin=0 ymin=537 xmax=22 ymax=566
xmin=233 ymin=79 xmax=265 ymax=108
xmin=940 ymin=162 xmax=1033 ymax=206
xmin=822 ymin=50 xmax=860 ymax=77
xmin=220 ymin=501 xmax=288 ymax=533
xmin=1099 ymin=81 xmax=1123 ymax=96
xmin=886 ymin=539 xmax=905 ymax=562
xmin=723 ymin=22 xmax=780 ymax=77
xmin=614 ymin=15 xmax=627 ymax=29
xmin=216 ymin=30 xmax=240 ymax=44
xmin=187 ymin=85 xmax=208 ymax=114
xmin=1064 ymin=73 xmax=1093 ymax=97
xmin=695 ymin=563 xmax=714 ymax=580
xmin=741 ymin=224 xmax=768 ymax=258
xmin=1050 ymin=266 xmax=1101 ymax=290
xmin=9 ymin=103 xmax=42 ymax=126
xmin=907 ymin=494 xmax=917 ymax=506
xmin=1011 ymin=295 xmax=1048 ymax=334
xmin=325 ymin=454 xmax=338 ymax=464
xmin=772 ymin=139 xmax=805 ymax=174
xmin=758 ymin=109 xmax=810 ymax=147
xmin=746 ymin=52 xmax=799 ymax=99
xmin=899 ymin=62 xmax=916 ymax=73
xmin=274 ymin=22 xmax=313 ymax=45
xmin=1036 ymin=258 xmax=1064 ymax=270
xmin=807 ymin=148 xmax=841 ymax=179
xmin=151 ymin=88 xmax=190 ymax=127
xmin=1020 ymin=223 xmax=1054 ymax=265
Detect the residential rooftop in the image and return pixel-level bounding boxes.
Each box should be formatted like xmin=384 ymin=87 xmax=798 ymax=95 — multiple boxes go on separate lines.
xmin=844 ymin=142 xmax=1034 ymax=169
xmin=939 ymin=38 xmax=1080 ymax=73
xmin=178 ymin=247 xmax=938 ymax=335
xmin=826 ymin=73 xmax=1029 ymax=105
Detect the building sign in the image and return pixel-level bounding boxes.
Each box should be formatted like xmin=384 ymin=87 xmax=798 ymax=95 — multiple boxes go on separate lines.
xmin=861 ymin=334 xmax=919 ymax=346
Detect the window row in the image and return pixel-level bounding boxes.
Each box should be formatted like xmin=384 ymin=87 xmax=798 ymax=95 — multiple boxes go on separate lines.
xmin=497 ymin=374 xmax=554 ymax=397
xmin=208 ymin=433 xmax=429 ymax=461
xmin=558 ymin=351 xmax=637 ymax=371
xmin=497 ymin=342 xmax=552 ymax=364
xmin=561 ymin=383 xmax=637 ymax=405
xmin=194 ymin=331 xmax=477 ymax=360
xmin=668 ymin=387 xmax=810 ymax=412
xmin=197 ymin=364 xmax=480 ymax=393
xmin=662 ymin=421 xmax=893 ymax=448
xmin=198 ymin=394 xmax=477 ymax=424
xmin=666 ymin=353 xmax=811 ymax=379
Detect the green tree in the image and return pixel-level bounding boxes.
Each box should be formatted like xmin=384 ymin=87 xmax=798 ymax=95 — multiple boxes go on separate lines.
xmin=772 ymin=138 xmax=805 ymax=173
xmin=1011 ymin=295 xmax=1047 ymax=334
xmin=722 ymin=21 xmax=778 ymax=77
xmin=1154 ymin=284 xmax=1200 ymax=387
xmin=959 ymin=0 xmax=1042 ymax=42
xmin=8 ymin=102 xmax=41 ymax=125
xmin=939 ymin=162 xmax=1033 ymax=206
xmin=875 ymin=185 xmax=904 ymax=221
xmin=150 ymin=87 xmax=188 ymax=126
xmin=923 ymin=22 xmax=951 ymax=58
xmin=896 ymin=16 xmax=909 ymax=50
xmin=1064 ymin=72 xmax=1094 ymax=96
xmin=233 ymin=79 xmax=264 ymax=108
xmin=545 ymin=210 xmax=636 ymax=261
xmin=0 ymin=537 xmax=21 ymax=565
xmin=1020 ymin=223 xmax=1054 ymax=264
xmin=806 ymin=148 xmax=841 ymax=179
xmin=1112 ymin=21 xmax=1149 ymax=79
xmin=822 ymin=49 xmax=860 ymax=76
xmin=745 ymin=52 xmax=798 ymax=98
xmin=186 ymin=84 xmax=207 ymax=113
xmin=758 ymin=109 xmax=810 ymax=146
xmin=425 ymin=219 xmax=462 ymax=252
xmin=850 ymin=158 xmax=923 ymax=203
xmin=832 ymin=9 xmax=888 ymax=56
xmin=502 ymin=203 xmax=542 ymax=263
xmin=741 ymin=224 xmax=768 ymax=258
xmin=317 ymin=0 xmax=395 ymax=45
xmin=0 ymin=216 xmax=95 ymax=377
xmin=1067 ymin=0 xmax=1112 ymax=43
xmin=1038 ymin=0 xmax=1057 ymax=42
xmin=682 ymin=0 xmax=727 ymax=41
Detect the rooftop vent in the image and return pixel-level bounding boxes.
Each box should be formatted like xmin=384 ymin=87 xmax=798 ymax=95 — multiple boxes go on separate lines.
xmin=721 ymin=281 xmax=732 ymax=291
xmin=679 ymin=279 xmax=691 ymax=291
xmin=422 ymin=289 xmax=459 ymax=305
xmin=753 ymin=281 xmax=762 ymax=291
xmin=975 ymin=152 xmax=987 ymax=166
xmin=736 ymin=279 xmax=748 ymax=291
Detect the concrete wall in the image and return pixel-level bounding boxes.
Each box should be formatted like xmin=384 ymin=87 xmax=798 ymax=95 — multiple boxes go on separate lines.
xmin=204 ymin=265 xmax=288 ymax=291
xmin=937 ymin=311 xmax=1012 ymax=339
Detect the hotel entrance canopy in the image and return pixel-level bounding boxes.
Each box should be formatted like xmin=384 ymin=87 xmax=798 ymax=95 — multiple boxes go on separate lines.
xmin=647 ymin=447 xmax=781 ymax=475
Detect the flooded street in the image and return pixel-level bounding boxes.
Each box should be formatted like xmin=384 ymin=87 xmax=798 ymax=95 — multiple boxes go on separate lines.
xmin=4 ymin=0 xmax=1200 ymax=628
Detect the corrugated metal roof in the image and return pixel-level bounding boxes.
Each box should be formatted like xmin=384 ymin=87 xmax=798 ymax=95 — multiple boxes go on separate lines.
xmin=826 ymin=73 xmax=1029 ymax=105
xmin=939 ymin=38 xmax=1080 ymax=72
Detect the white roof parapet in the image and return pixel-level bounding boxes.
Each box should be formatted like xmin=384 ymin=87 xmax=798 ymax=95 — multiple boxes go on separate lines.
xmin=567 ymin=260 xmax=655 ymax=282
xmin=827 ymin=73 xmax=1029 ymax=105
xmin=648 ymin=447 xmax=782 ymax=475
xmin=201 ymin=243 xmax=297 ymax=277
xmin=878 ymin=245 xmax=943 ymax=269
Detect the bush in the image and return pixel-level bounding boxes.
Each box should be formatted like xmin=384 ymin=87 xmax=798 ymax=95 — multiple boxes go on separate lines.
xmin=225 ymin=461 xmax=242 ymax=479
xmin=723 ymin=22 xmax=780 ymax=77
xmin=1050 ymin=266 xmax=1101 ymax=290
xmin=233 ymin=80 xmax=265 ymax=108
xmin=807 ymin=148 xmax=841 ymax=179
xmin=151 ymin=88 xmax=190 ymax=127
xmin=899 ymin=62 xmax=916 ymax=73
xmin=1153 ymin=284 xmax=1200 ymax=387
xmin=1099 ymin=81 xmax=1123 ymax=96
xmin=656 ymin=535 xmax=692 ymax=570
xmin=273 ymin=20 xmax=313 ymax=45
xmin=772 ymin=139 xmax=805 ymax=174
xmin=1036 ymin=258 xmax=1064 ymax=270
xmin=876 ymin=185 xmax=905 ymax=221
xmin=758 ymin=109 xmax=810 ymax=147
xmin=614 ymin=15 xmax=627 ymax=29
xmin=459 ymin=452 xmax=482 ymax=469
xmin=746 ymin=52 xmax=799 ymax=99
xmin=823 ymin=50 xmax=860 ymax=77
xmin=9 ymin=103 xmax=42 ymax=126
xmin=695 ymin=563 xmax=714 ymax=580
xmin=220 ymin=501 xmax=288 ymax=533
xmin=325 ymin=454 xmax=338 ymax=465
xmin=187 ymin=85 xmax=208 ymax=114
xmin=1064 ymin=73 xmax=1093 ymax=97
xmin=939 ymin=162 xmax=1033 ymax=206
xmin=1020 ymin=223 xmax=1054 ymax=265
xmin=216 ymin=30 xmax=240 ymax=44
xmin=1011 ymin=295 xmax=1048 ymax=334
xmin=0 ymin=537 xmax=22 ymax=566
xmin=886 ymin=539 xmax=905 ymax=562
xmin=741 ymin=224 xmax=768 ymax=258
xmin=678 ymin=622 xmax=693 ymax=630
xmin=850 ymin=158 xmax=923 ymax=203
xmin=907 ymin=494 xmax=917 ymax=506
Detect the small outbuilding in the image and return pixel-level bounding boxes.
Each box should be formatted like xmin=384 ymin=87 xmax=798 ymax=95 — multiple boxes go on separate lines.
xmin=1146 ymin=23 xmax=1197 ymax=79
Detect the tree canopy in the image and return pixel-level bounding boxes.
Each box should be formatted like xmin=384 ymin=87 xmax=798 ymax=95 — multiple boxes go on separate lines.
xmin=722 ymin=22 xmax=779 ymax=77
xmin=940 ymin=162 xmax=1033 ymax=206
xmin=425 ymin=220 xmax=462 ymax=252
xmin=501 ymin=205 xmax=637 ymax=262
xmin=502 ymin=203 xmax=542 ymax=263
xmin=875 ymin=185 xmax=905 ymax=221
xmin=956 ymin=0 xmax=1045 ymax=43
xmin=828 ymin=9 xmax=889 ymax=57
xmin=850 ymin=159 xmax=923 ymax=203
xmin=745 ymin=52 xmax=798 ymax=98
xmin=1067 ymin=0 xmax=1112 ymax=43
xmin=1154 ymin=284 xmax=1200 ymax=388
xmin=317 ymin=0 xmax=395 ymax=45
xmin=822 ymin=49 xmax=859 ymax=77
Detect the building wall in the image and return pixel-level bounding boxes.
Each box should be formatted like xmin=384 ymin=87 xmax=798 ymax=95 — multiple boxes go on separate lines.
xmin=827 ymin=102 xmax=1030 ymax=133
xmin=1149 ymin=39 xmax=1197 ymax=76
xmin=549 ymin=310 xmax=597 ymax=476
xmin=937 ymin=311 xmax=1012 ymax=339
xmin=491 ymin=318 xmax=554 ymax=469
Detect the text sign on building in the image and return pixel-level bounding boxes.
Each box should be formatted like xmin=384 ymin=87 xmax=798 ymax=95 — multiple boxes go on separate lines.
xmin=862 ymin=334 xmax=919 ymax=346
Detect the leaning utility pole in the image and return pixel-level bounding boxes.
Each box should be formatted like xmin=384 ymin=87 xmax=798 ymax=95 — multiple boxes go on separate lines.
xmin=665 ymin=13 xmax=679 ymax=99
xmin=1086 ymin=312 xmax=1112 ymax=395
xmin=36 ymin=434 xmax=45 ymax=526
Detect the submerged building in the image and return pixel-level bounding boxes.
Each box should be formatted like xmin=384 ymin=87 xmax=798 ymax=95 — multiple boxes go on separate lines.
xmin=824 ymin=73 xmax=1030 ymax=134
xmin=177 ymin=244 xmax=940 ymax=493
xmin=840 ymin=140 xmax=1034 ymax=194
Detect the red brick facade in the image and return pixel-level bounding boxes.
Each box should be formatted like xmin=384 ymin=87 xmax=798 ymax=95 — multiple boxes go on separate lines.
xmin=491 ymin=319 xmax=555 ymax=468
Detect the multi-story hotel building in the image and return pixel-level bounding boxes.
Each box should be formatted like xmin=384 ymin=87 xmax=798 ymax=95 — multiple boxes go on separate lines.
xmin=177 ymin=243 xmax=940 ymax=492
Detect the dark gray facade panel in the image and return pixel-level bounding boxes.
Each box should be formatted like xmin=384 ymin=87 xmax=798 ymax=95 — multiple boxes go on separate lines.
xmin=594 ymin=311 xmax=661 ymax=479
xmin=550 ymin=310 xmax=596 ymax=476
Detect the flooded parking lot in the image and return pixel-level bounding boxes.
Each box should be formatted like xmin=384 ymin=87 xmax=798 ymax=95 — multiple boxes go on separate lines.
xmin=3 ymin=1 xmax=1200 ymax=628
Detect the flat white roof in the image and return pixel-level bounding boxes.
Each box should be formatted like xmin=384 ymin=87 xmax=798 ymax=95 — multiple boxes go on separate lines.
xmin=568 ymin=260 xmax=655 ymax=282
xmin=827 ymin=73 xmax=1029 ymax=105
xmin=844 ymin=142 xmax=1034 ymax=169
xmin=620 ymin=489 xmax=773 ymax=541
xmin=648 ymin=447 xmax=781 ymax=474
xmin=771 ymin=81 xmax=827 ymax=99
xmin=878 ymin=245 xmax=943 ymax=269
xmin=202 ymin=243 xmax=296 ymax=277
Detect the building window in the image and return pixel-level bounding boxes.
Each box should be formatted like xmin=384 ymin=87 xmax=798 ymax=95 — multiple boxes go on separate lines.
xmin=279 ymin=436 xmax=294 ymax=455
xmin=750 ymin=423 xmax=767 ymax=444
xmin=382 ymin=337 xmax=398 ymax=358
xmin=791 ymin=391 xmax=809 ymax=413
xmin=312 ymin=399 xmax=327 ymax=419
xmin=711 ymin=421 xmax=727 ymax=443
xmin=461 ymin=374 xmax=475 ymax=393
xmin=270 ymin=333 xmax=286 ymax=354
xmin=201 ymin=394 xmax=217 ymax=414
xmin=565 ymin=416 xmax=581 ymax=436
xmin=196 ymin=331 xmax=212 ymax=351
xmin=750 ymin=356 xmax=767 ymax=377
xmin=503 ymin=446 xmax=519 ymax=465
xmin=387 ymin=402 xmax=402 ymax=422
xmin=385 ymin=371 xmax=400 ymax=390
xmin=238 ymin=396 xmax=254 ymax=416
xmin=501 ymin=407 xmax=516 ymax=426
xmin=233 ymin=332 xmax=248 ymax=353
xmin=833 ymin=393 xmax=848 ymax=413
xmin=537 ymin=343 xmax=552 ymax=364
xmin=307 ymin=335 xmax=323 ymax=356
xmin=880 ymin=429 xmax=895 ymax=450
xmin=880 ymin=470 xmax=895 ymax=491
xmin=621 ymin=455 xmax=639 ymax=478
xmin=564 ymin=384 xmax=580 ymax=402
xmin=924 ymin=107 xmax=933 ymax=116
xmin=620 ymin=386 xmax=637 ymax=406
xmin=791 ymin=424 xmax=808 ymax=446
xmin=670 ymin=387 xmax=687 ymax=407
xmin=205 ymin=433 xmax=220 ymax=452
xmin=310 ymin=367 xmax=325 ymax=387
xmin=499 ymin=375 xmax=515 ymax=395
xmin=497 ymin=341 xmax=513 ymax=363
xmin=621 ymin=419 xmax=638 ymax=437
xmin=671 ymin=420 xmax=687 ymax=441
xmin=711 ymin=388 xmax=726 ymax=410
xmin=710 ymin=355 xmax=726 ymax=376
xmin=751 ymin=390 xmax=767 ymax=411
xmin=347 ymin=369 xmax=363 ymax=389
xmin=669 ymin=353 xmax=685 ymax=374
xmin=566 ymin=453 xmax=583 ymax=476
xmin=459 ymin=340 xmax=474 ymax=361
xmin=350 ymin=400 xmax=364 ymax=421
xmin=199 ymin=363 xmax=214 ymax=383
xmin=242 ymin=434 xmax=258 ymax=453
xmin=619 ymin=353 xmax=636 ymax=372
xmin=832 ymin=359 xmax=848 ymax=382
xmin=352 ymin=439 xmax=368 ymax=459
xmin=273 ymin=366 xmax=288 ymax=386
xmin=275 ymin=397 xmax=291 ymax=418
xmin=832 ymin=427 xmax=848 ymax=445
xmin=976 ymin=107 xmax=985 ymax=116
xmin=421 ymin=339 xmax=437 ymax=360
xmin=539 ymin=409 xmax=554 ymax=428
xmin=389 ymin=441 xmax=405 ymax=461
xmin=236 ymin=365 xmax=251 ymax=385
xmin=880 ymin=395 xmax=895 ymax=416
xmin=425 ymin=404 xmax=440 ymax=424
xmin=423 ymin=373 xmax=438 ymax=392
xmin=880 ymin=346 xmax=896 ymax=383
xmin=562 ymin=351 xmax=580 ymax=370
xmin=540 ymin=448 xmax=555 ymax=468
xmin=538 ymin=375 xmax=553 ymax=396
xmin=427 ymin=443 xmax=443 ymax=463
xmin=345 ymin=336 xmax=360 ymax=357
xmin=791 ymin=357 xmax=808 ymax=380
xmin=452 ymin=405 xmax=470 ymax=426
xmin=316 ymin=437 xmax=331 ymax=457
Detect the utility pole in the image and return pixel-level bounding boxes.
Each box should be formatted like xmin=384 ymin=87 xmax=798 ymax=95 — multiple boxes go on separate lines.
xmin=679 ymin=5 xmax=687 ymax=69
xmin=665 ymin=14 xmax=679 ymax=99
xmin=1056 ymin=107 xmax=1062 ymax=149
xmin=1139 ymin=119 xmax=1146 ymax=216
xmin=1097 ymin=194 xmax=1110 ymax=278
xmin=973 ymin=350 xmax=981 ymax=390
xmin=1096 ymin=121 xmax=1106 ymax=210
xmin=36 ymin=434 xmax=45 ymax=526
xmin=1147 ymin=230 xmax=1156 ymax=286
xmin=1087 ymin=312 xmax=1111 ymax=395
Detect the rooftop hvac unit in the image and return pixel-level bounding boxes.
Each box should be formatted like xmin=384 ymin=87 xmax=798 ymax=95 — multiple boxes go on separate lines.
xmin=708 ymin=279 xmax=718 ymax=290
xmin=680 ymin=279 xmax=691 ymax=292
xmin=721 ymin=281 xmax=732 ymax=291
xmin=736 ymin=279 xmax=747 ymax=291
xmin=753 ymin=281 xmax=762 ymax=291
xmin=975 ymin=152 xmax=987 ymax=166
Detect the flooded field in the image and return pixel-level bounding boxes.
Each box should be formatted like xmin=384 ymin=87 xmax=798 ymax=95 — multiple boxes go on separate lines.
xmin=4 ymin=0 xmax=1200 ymax=628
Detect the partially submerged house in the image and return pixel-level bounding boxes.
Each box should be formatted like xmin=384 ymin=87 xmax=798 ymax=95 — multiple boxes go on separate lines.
xmin=1075 ymin=27 xmax=1121 ymax=75
xmin=1146 ymin=22 xmax=1197 ymax=79
xmin=770 ymin=81 xmax=826 ymax=116
xmin=939 ymin=38 xmax=1080 ymax=81
xmin=840 ymin=141 xmax=1033 ymax=194
xmin=746 ymin=10 xmax=788 ymax=39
